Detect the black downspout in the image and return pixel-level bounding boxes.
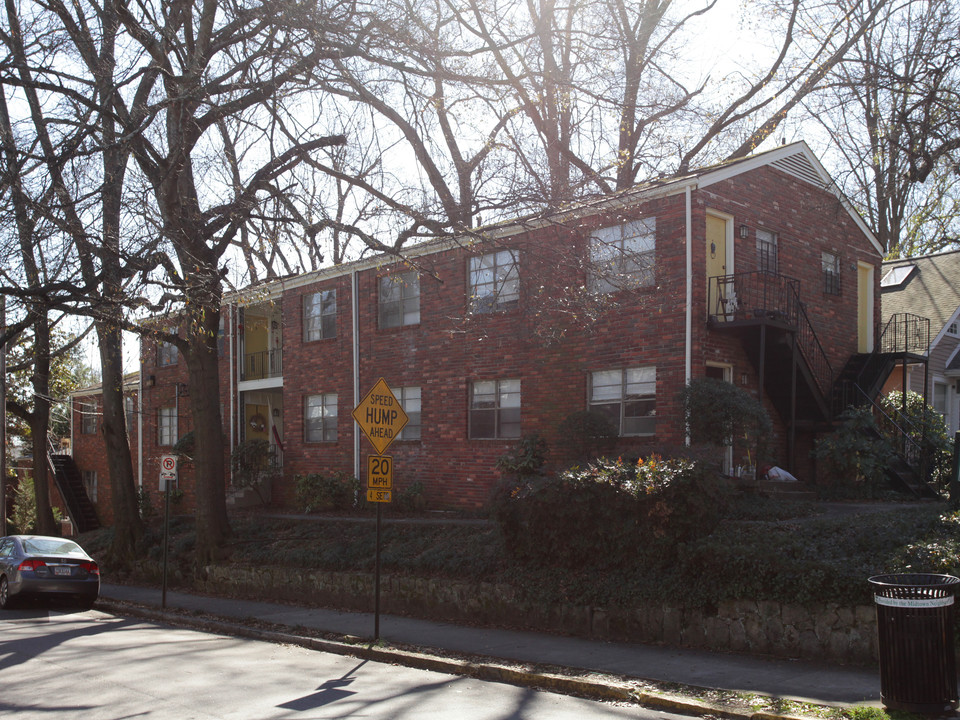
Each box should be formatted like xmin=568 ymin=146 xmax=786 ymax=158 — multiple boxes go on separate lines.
xmin=789 ymin=330 xmax=797 ymax=473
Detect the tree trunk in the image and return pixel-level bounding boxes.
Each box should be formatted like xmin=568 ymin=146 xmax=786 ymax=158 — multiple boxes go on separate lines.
xmin=31 ymin=313 xmax=56 ymax=535
xmin=186 ymin=301 xmax=231 ymax=565
xmin=99 ymin=319 xmax=142 ymax=561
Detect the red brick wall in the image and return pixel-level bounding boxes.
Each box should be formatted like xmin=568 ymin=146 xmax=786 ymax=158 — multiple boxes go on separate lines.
xmin=80 ymin=161 xmax=884 ymax=516
xmin=695 ymin=166 xmax=883 ymax=479
xmin=139 ymin=334 xmax=196 ymax=513
xmin=69 ymin=389 xmax=141 ymax=525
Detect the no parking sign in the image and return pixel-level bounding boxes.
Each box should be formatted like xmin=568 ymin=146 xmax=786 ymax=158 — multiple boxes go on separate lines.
xmin=159 ymin=454 xmax=177 ymax=491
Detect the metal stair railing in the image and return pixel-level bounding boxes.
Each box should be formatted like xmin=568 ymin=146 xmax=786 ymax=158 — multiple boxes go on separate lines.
xmin=241 ymin=348 xmax=283 ymax=381
xmin=877 ymin=312 xmax=930 ymax=355
xmin=711 ymin=271 xmax=833 ymax=398
xmin=835 ymin=313 xmax=931 ymax=413
xmin=848 ymin=384 xmax=937 ymax=493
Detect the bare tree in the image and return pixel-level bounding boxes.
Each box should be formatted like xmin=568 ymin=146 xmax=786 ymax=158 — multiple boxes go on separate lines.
xmin=807 ymin=0 xmax=960 ymax=255
xmin=1 ymin=0 xmax=146 ymax=558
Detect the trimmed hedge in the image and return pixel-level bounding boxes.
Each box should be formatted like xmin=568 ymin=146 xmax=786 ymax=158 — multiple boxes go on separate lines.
xmin=491 ymin=456 xmax=732 ymax=568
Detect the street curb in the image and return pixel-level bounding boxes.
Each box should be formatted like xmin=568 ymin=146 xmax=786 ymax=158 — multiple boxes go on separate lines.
xmin=95 ymin=598 xmax=836 ymax=720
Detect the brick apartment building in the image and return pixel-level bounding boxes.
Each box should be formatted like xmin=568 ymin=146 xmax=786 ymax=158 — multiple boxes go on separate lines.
xmin=67 ymin=141 xmax=887 ymax=521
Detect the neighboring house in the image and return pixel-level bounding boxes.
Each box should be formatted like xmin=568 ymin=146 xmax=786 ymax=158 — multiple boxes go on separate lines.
xmin=70 ymin=141 xmax=889 ymax=512
xmin=879 ymin=250 xmax=960 ymax=435
xmin=65 ymin=372 xmax=141 ymax=528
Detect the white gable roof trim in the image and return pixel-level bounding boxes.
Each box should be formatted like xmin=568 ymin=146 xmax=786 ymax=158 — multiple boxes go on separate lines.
xmin=930 ymin=303 xmax=960 ymax=355
xmin=228 ymin=142 xmax=881 ymax=305
xmin=697 ymin=142 xmax=884 ymax=257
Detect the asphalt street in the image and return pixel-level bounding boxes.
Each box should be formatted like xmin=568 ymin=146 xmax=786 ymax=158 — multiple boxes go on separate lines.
xmin=0 ymin=604 xmax=692 ymax=720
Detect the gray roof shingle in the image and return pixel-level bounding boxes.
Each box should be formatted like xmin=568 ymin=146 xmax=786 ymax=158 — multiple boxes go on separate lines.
xmin=881 ymin=250 xmax=960 ymax=338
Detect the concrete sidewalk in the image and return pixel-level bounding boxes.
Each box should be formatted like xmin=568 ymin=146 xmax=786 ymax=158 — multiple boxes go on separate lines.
xmin=98 ymin=582 xmax=881 ymax=712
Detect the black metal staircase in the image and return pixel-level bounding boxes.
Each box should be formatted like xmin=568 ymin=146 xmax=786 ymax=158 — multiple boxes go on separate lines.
xmin=708 ymin=272 xmax=833 ymax=425
xmin=49 ymin=454 xmax=100 ymax=532
xmin=831 ymin=313 xmax=935 ymax=497
xmin=709 ymin=274 xmax=936 ymax=496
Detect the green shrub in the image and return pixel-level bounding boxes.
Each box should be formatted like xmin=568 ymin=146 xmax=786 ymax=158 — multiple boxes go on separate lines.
xmin=813 ymin=406 xmax=894 ymax=498
xmin=496 ymin=434 xmax=549 ymax=479
xmin=555 ymin=411 xmax=617 ymax=463
xmin=231 ymin=439 xmax=277 ymax=504
xmin=173 ymin=430 xmax=195 ymax=459
xmin=295 ymin=471 xmax=361 ymax=513
xmin=893 ymin=510 xmax=960 ymax=576
xmin=395 ymin=480 xmax=426 ymax=512
xmin=11 ymin=475 xmax=36 ymax=533
xmin=492 ymin=456 xmax=731 ymax=568
xmin=879 ymin=391 xmax=954 ymax=490
xmin=137 ymin=487 xmax=155 ymax=519
xmin=680 ymin=377 xmax=773 ymax=467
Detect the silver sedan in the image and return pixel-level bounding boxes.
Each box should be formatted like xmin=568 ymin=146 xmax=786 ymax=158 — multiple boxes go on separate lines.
xmin=0 ymin=534 xmax=100 ymax=609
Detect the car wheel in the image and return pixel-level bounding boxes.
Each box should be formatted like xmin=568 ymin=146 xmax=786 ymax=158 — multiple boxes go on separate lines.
xmin=0 ymin=576 xmax=12 ymax=610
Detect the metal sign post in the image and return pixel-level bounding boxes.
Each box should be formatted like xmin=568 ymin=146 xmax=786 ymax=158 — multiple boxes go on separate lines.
xmin=352 ymin=379 xmax=407 ymax=641
xmin=0 ymin=296 xmax=6 ymax=537
xmin=159 ymin=454 xmax=177 ymax=610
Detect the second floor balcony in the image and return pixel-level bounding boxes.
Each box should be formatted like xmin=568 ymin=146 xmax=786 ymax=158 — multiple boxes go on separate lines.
xmin=242 ymin=349 xmax=283 ymax=382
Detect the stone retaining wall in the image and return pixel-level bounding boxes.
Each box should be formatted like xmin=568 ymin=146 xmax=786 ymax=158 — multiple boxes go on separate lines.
xmin=203 ymin=565 xmax=879 ymax=664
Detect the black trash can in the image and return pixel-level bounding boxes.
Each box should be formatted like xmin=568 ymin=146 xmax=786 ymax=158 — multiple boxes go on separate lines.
xmin=869 ymin=573 xmax=960 ymax=713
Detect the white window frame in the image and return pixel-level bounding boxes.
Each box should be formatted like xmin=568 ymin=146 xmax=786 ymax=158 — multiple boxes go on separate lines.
xmin=469 ymin=379 xmax=521 ymax=439
xmin=933 ymin=380 xmax=950 ymax=426
xmin=304 ymin=393 xmax=338 ymax=443
xmin=379 ymin=271 xmax=420 ymax=328
xmin=157 ymin=340 xmax=178 ymax=367
xmin=158 ymin=406 xmax=177 ymax=446
xmin=303 ymin=290 xmax=337 ymax=341
xmin=125 ymin=395 xmax=135 ymax=435
xmin=468 ymin=250 xmax=519 ymax=313
xmin=80 ymin=402 xmax=97 ymax=435
xmin=588 ymin=218 xmax=656 ymax=293
xmin=390 ymin=386 xmax=422 ymax=440
xmin=756 ymin=229 xmax=778 ymax=274
xmin=589 ymin=367 xmax=656 ymax=436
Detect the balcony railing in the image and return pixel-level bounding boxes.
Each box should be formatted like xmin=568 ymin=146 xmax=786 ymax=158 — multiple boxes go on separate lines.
xmin=877 ymin=312 xmax=930 ymax=355
xmin=710 ymin=271 xmax=833 ymax=398
xmin=242 ymin=349 xmax=283 ymax=381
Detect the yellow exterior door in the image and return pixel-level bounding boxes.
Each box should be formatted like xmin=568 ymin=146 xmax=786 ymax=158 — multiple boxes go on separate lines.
xmin=706 ymin=215 xmax=728 ymax=317
xmin=857 ymin=263 xmax=874 ymax=353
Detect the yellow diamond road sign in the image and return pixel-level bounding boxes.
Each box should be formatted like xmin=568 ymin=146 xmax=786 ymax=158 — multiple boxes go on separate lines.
xmin=352 ymin=378 xmax=409 ymax=455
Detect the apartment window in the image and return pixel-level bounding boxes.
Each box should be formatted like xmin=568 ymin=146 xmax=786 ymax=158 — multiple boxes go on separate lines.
xmin=469 ymin=379 xmax=521 ymax=439
xmin=588 ymin=218 xmax=656 ymax=293
xmin=157 ymin=340 xmax=178 ymax=366
xmin=82 ymin=471 xmax=97 ymax=503
xmin=391 ymin=386 xmax=422 ymax=440
xmin=158 ymin=406 xmax=177 ymax=446
xmin=934 ymin=381 xmax=949 ymax=418
xmin=468 ymin=250 xmax=519 ymax=313
xmin=303 ymin=289 xmax=337 ymax=341
xmin=80 ymin=402 xmax=97 ymax=434
xmin=589 ymin=367 xmax=656 ymax=436
xmin=125 ymin=395 xmax=135 ymax=435
xmin=822 ymin=252 xmax=841 ymax=295
xmin=304 ymin=393 xmax=338 ymax=442
xmin=947 ymin=322 xmax=959 ymax=338
xmin=756 ymin=229 xmax=778 ymax=274
xmin=380 ymin=272 xmax=420 ymax=328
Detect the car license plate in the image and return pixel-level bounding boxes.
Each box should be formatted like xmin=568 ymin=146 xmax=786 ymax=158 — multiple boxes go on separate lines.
xmin=53 ymin=566 xmax=71 ymax=576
